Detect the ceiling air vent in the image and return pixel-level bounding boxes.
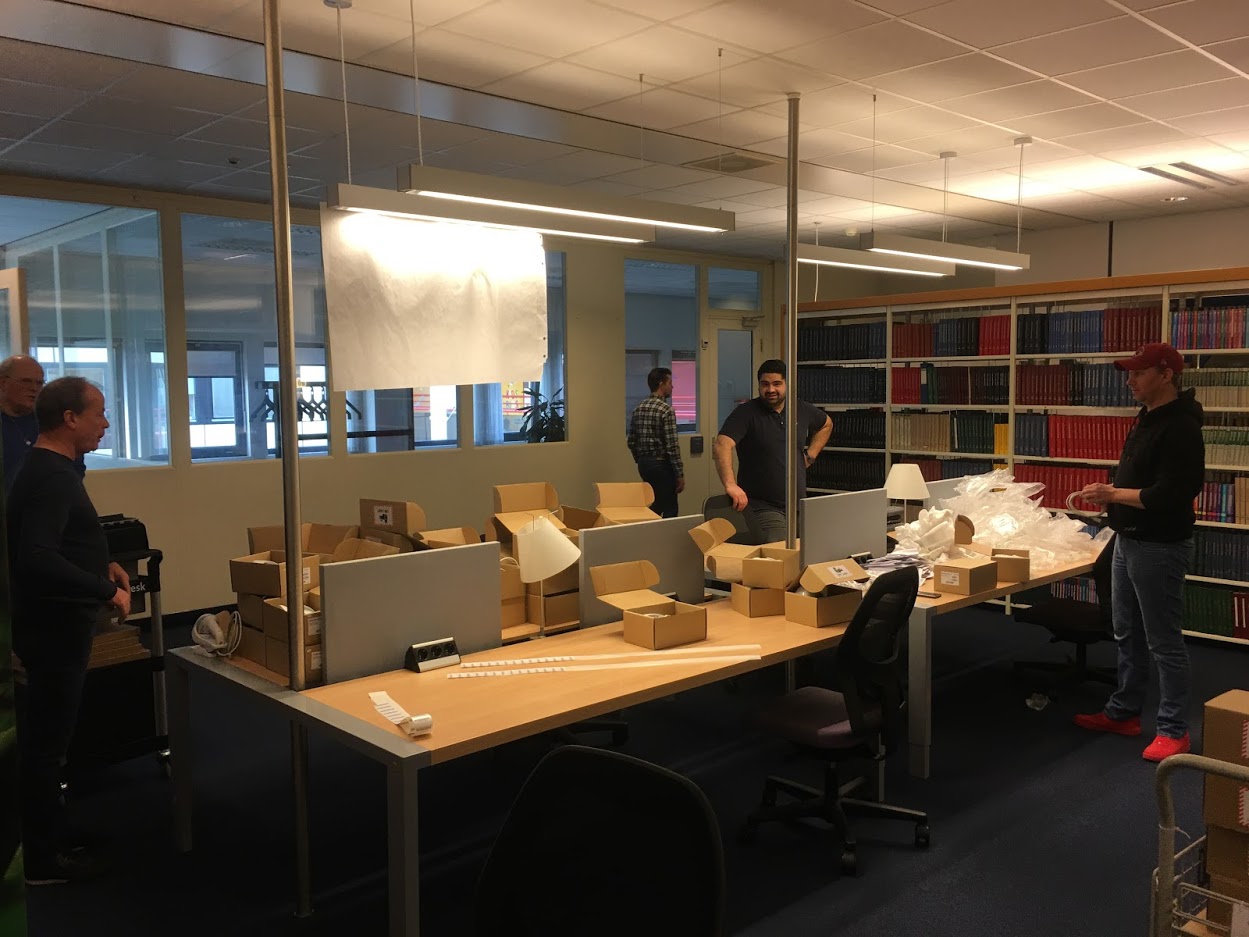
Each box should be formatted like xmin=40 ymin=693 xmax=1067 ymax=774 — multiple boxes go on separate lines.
xmin=683 ymin=152 xmax=778 ymax=174
xmin=1139 ymin=162 xmax=1241 ymax=190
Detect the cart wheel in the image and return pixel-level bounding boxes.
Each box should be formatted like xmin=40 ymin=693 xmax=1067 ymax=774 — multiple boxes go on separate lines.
xmin=840 ymin=849 xmax=859 ymax=877
xmin=915 ymin=824 xmax=931 ymax=849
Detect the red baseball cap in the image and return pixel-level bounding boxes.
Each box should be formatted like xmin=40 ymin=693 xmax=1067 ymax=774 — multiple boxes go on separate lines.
xmin=1113 ymin=342 xmax=1185 ymax=374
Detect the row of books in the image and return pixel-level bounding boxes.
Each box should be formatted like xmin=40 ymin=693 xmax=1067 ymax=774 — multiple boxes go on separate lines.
xmin=1191 ymin=529 xmax=1249 ymax=583
xmin=1016 ymin=363 xmax=1137 ymax=407
xmin=809 ymin=452 xmax=885 ymax=491
xmin=1202 ymin=427 xmax=1249 ymax=468
xmin=1184 ymin=370 xmax=1249 ymax=408
xmin=896 ymin=456 xmax=999 ymax=481
xmin=829 ymin=411 xmax=885 ymax=449
xmin=889 ymin=412 xmax=1007 ymax=455
xmin=1011 ymin=464 xmax=1110 ymax=510
xmin=891 ymin=365 xmax=1010 ymax=405
xmin=1170 ymin=306 xmax=1249 ymax=351
xmin=1197 ymin=474 xmax=1249 ymax=524
xmin=891 ymin=315 xmax=1011 ymax=358
xmin=1016 ymin=306 xmax=1162 ymax=354
xmin=1014 ymin=414 xmax=1135 ymax=461
xmin=797 ymin=322 xmax=887 ymax=361
xmin=1183 ymin=584 xmax=1249 ymax=640
xmin=796 ymin=366 xmax=886 ymax=404
xmin=1051 ymin=575 xmax=1098 ymax=604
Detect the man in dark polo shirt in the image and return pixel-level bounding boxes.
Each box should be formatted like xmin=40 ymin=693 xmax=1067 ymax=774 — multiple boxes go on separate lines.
xmin=714 ymin=359 xmax=832 ymax=543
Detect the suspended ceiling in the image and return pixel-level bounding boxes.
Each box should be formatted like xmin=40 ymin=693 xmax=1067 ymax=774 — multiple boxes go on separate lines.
xmin=2 ymin=0 xmax=1249 ymax=258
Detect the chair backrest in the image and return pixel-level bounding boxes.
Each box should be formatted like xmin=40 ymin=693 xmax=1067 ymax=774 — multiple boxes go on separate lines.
xmin=830 ymin=567 xmax=920 ymax=753
xmin=701 ymin=494 xmax=765 ymax=545
xmin=475 ymin=745 xmax=725 ymax=937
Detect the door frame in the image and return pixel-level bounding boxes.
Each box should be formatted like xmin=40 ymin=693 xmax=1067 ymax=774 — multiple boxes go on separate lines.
xmin=0 ymin=267 xmax=29 ymax=356
xmin=699 ymin=314 xmax=763 ymax=494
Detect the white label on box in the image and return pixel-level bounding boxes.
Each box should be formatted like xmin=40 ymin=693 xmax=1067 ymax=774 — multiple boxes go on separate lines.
xmin=310 ymin=649 xmax=323 ymax=670
xmin=940 ymin=571 xmax=960 ymax=586
xmin=302 ymin=566 xmax=311 ymax=586
xmin=308 ymin=615 xmax=322 ymax=637
xmin=1231 ymin=901 xmax=1249 ymax=937
xmin=828 ymin=564 xmax=852 ymax=578
xmin=373 ymin=505 xmax=392 ymax=527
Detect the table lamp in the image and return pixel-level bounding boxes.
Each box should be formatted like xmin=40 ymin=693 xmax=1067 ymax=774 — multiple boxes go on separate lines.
xmin=886 ymin=463 xmax=930 ymax=524
xmin=516 ymin=515 xmax=580 ymax=583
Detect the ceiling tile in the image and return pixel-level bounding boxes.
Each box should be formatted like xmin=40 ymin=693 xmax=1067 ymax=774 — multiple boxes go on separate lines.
xmin=502 ymin=149 xmax=655 ymax=183
xmin=856 ymin=0 xmax=954 ymax=13
xmin=937 ymin=80 xmax=1096 ymax=123
xmin=442 ymin=0 xmax=651 ymax=59
xmin=234 ymin=92 xmax=350 ymax=132
xmin=358 ymin=30 xmax=548 ymax=89
xmin=0 ymin=80 xmax=89 ymax=120
xmin=28 ymin=120 xmax=170 ymax=155
xmin=1018 ymin=103 xmax=1145 ymax=137
xmin=107 ymin=66 xmax=265 ymax=114
xmin=187 ymin=118 xmax=325 ymax=152
xmin=670 ymin=59 xmax=841 ymax=111
xmin=670 ymin=107 xmax=798 ymax=147
xmin=278 ymin=8 xmax=413 ymax=62
xmin=584 ymin=87 xmax=727 ymax=130
xmin=877 ymin=162 xmax=950 ymax=185
xmin=574 ymin=179 xmax=646 ymax=197
xmin=1171 ymin=105 xmax=1249 ymax=135
xmin=479 ymin=62 xmax=642 ymax=111
xmin=351 ymin=0 xmax=495 ymax=25
xmin=150 ymin=137 xmax=267 ymax=169
xmin=991 ymin=17 xmax=1181 ymax=75
xmin=906 ymin=0 xmax=1117 ymax=50
xmin=601 ymin=164 xmax=716 ymax=188
xmin=64 ymin=97 xmax=218 ymax=136
xmin=872 ymin=53 xmax=1036 ymax=103
xmin=1062 ymin=50 xmax=1234 ymax=100
xmin=899 ymin=125 xmax=1021 ymax=157
xmin=1118 ymin=79 xmax=1249 ymax=120
xmin=1204 ymin=37 xmax=1249 ymax=73
xmin=0 ymin=38 xmax=136 ymax=91
xmin=1021 ymin=155 xmax=1146 ymax=187
xmin=589 ymin=0 xmax=722 ymax=18
xmin=778 ymin=20 xmax=966 ymax=81
xmin=670 ymin=0 xmax=884 ymax=54
xmin=756 ymin=87 xmax=908 ymax=126
xmin=1055 ymin=122 xmax=1190 ymax=153
xmin=566 ymin=26 xmax=750 ymax=84
xmin=812 ymin=143 xmax=930 ymax=172
xmin=1145 ymin=0 xmax=1249 ymax=46
xmin=0 ymin=141 xmax=132 ymax=175
xmin=95 ymin=157 xmax=228 ymax=188
xmin=0 ymin=113 xmax=50 ymax=141
xmin=663 ymin=175 xmax=775 ymax=201
xmin=835 ymin=106 xmax=978 ymax=145
xmin=793 ymin=127 xmax=878 ymax=159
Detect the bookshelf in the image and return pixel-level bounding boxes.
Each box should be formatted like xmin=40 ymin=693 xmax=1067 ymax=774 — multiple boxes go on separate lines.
xmin=798 ymin=268 xmax=1249 ymax=642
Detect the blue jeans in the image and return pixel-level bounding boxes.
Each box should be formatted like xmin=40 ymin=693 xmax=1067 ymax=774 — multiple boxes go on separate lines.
xmin=746 ymin=504 xmax=788 ymax=545
xmin=1103 ymin=536 xmax=1192 ymax=738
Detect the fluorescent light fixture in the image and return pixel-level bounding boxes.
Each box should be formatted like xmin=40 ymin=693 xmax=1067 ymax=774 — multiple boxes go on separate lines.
xmin=329 ymin=183 xmax=652 ymax=244
xmin=399 ymin=164 xmax=734 ymax=234
xmin=796 ymin=243 xmax=954 ymax=278
xmin=862 ymin=231 xmax=1030 ymax=272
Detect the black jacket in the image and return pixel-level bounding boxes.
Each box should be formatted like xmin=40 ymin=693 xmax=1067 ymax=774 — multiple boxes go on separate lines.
xmin=1107 ymin=389 xmax=1205 ymax=543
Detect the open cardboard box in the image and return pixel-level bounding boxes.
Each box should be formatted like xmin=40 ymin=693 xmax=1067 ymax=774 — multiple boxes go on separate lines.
xmin=261 ymin=597 xmax=322 ymax=644
xmin=236 ymin=592 xmax=265 ymax=628
xmin=489 ymin=482 xmax=566 ymax=558
xmin=359 ymin=498 xmax=426 ymax=537
xmin=594 ymin=482 xmax=660 ymax=525
xmin=932 ymin=515 xmax=998 ymax=594
xmin=525 ymin=591 xmax=580 ymax=630
xmin=741 ymin=545 xmax=801 ymax=590
xmin=500 ymin=558 xmax=526 ymax=628
xmin=989 ymin=548 xmax=1030 ymax=582
xmin=229 ymin=551 xmax=320 ymax=598
xmin=590 ymin=559 xmax=706 ymax=649
xmin=784 ymin=559 xmax=868 ymax=628
xmin=359 ymin=528 xmax=418 ymax=552
xmin=323 ymin=538 xmax=401 ymax=563
xmin=248 ymin=522 xmax=359 ymax=556
xmin=418 ymin=526 xmax=480 ymax=549
xmin=689 ymin=517 xmax=761 ymax=583
xmin=559 ymin=505 xmax=605 ymax=543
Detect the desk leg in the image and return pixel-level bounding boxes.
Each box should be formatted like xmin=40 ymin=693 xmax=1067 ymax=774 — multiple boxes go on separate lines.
xmin=292 ymin=724 xmax=313 ymax=919
xmin=387 ymin=758 xmax=420 ymax=937
xmin=907 ymin=604 xmax=933 ymax=779
xmin=168 ymin=659 xmax=193 ymax=852
xmin=784 ymin=659 xmax=797 ymax=691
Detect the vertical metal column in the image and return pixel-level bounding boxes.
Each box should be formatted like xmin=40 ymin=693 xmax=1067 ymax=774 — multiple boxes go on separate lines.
xmin=262 ymin=0 xmax=313 ymax=920
xmin=784 ymin=92 xmax=800 ymax=549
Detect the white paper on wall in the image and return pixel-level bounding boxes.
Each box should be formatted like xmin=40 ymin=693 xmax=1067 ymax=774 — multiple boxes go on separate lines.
xmin=320 ymin=207 xmax=547 ymax=391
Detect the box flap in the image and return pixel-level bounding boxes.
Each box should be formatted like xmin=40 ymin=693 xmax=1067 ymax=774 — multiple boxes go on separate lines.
xmin=938 ymin=555 xmax=995 ymax=570
xmin=595 ymin=481 xmax=654 ymax=509
xmin=599 ymin=506 xmax=661 ymax=524
xmin=954 ymin=515 xmax=976 ymax=545
xmin=590 ymin=560 xmax=666 ymax=609
xmin=993 ymin=547 xmax=1029 ymax=559
xmin=359 ymin=499 xmax=426 ymax=534
xmin=494 ymin=509 xmax=565 ymax=535
xmin=305 ymin=523 xmax=359 ymax=555
xmin=418 ymin=526 xmax=479 ymax=548
xmin=559 ymin=505 xmax=604 ymax=531
xmin=799 ymin=558 xmax=869 ymax=593
xmin=689 ymin=517 xmax=738 ymax=553
xmin=358 ymin=528 xmax=417 ymax=553
xmin=493 ymin=482 xmax=559 ymax=515
xmin=330 ymin=538 xmax=401 ymax=562
xmin=247 ymin=523 xmax=301 ymax=554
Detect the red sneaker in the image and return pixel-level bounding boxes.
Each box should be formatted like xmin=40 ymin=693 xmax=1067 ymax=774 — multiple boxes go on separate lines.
xmin=1142 ymin=733 xmax=1191 ymax=762
xmin=1073 ymin=712 xmax=1142 ymax=736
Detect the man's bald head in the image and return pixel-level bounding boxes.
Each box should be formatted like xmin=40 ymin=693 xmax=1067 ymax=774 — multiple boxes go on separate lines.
xmin=0 ymin=355 xmax=45 ymax=417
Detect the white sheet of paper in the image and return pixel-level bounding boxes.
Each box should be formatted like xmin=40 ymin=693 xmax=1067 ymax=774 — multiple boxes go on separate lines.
xmin=321 ymin=207 xmax=547 ymax=391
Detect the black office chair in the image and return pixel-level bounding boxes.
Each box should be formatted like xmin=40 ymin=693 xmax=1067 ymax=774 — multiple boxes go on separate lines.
xmin=1013 ymin=533 xmax=1116 ymax=689
xmin=475 ymin=745 xmax=725 ymax=937
xmin=740 ymin=567 xmax=928 ymax=876
xmin=701 ymin=494 xmax=767 ymax=546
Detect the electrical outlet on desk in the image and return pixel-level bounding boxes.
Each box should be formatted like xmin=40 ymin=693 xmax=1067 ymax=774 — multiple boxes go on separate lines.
xmin=405 ymin=637 xmax=460 ymax=672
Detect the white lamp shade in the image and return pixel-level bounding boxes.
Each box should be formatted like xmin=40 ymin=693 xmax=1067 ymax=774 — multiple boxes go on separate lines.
xmin=886 ymin=463 xmax=930 ymax=501
xmin=516 ymin=515 xmax=581 ymax=583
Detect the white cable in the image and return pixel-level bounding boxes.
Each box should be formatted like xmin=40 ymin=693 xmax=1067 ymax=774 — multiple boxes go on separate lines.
xmin=459 ymin=643 xmax=763 ymax=668
xmin=448 ymin=655 xmax=761 ymax=678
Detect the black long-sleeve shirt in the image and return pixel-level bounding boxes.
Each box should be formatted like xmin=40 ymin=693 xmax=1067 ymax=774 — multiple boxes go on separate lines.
xmin=7 ymin=447 xmax=115 ymax=663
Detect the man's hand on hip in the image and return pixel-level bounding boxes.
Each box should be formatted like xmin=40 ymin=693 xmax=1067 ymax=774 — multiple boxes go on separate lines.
xmin=726 ymin=483 xmax=748 ymax=511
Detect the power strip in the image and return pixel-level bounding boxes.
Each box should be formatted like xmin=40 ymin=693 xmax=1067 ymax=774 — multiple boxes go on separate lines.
xmin=405 ymin=637 xmax=460 ymax=672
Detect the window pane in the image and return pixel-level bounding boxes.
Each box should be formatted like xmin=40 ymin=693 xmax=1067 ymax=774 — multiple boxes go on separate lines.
xmin=708 ymin=267 xmax=761 ymax=310
xmin=625 ymin=259 xmax=698 ymax=433
xmin=1 ymin=197 xmax=170 ymax=469
xmin=473 ymin=251 xmax=566 ymax=446
xmin=346 ymin=385 xmax=458 ymax=453
xmin=182 ymin=214 xmax=328 ymax=461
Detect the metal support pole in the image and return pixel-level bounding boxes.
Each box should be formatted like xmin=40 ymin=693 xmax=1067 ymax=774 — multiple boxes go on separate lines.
xmin=784 ymin=92 xmax=800 ymax=550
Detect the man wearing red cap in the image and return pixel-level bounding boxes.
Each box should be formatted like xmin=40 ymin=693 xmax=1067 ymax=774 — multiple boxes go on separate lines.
xmin=1074 ymin=342 xmax=1205 ymax=762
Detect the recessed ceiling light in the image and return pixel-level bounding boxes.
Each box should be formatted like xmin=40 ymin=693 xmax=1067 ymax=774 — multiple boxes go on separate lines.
xmin=1161 ymin=196 xmax=1188 ymax=203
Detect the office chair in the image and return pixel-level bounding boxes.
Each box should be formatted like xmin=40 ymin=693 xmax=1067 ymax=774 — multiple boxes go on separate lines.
xmin=475 ymin=745 xmax=725 ymax=937
xmin=1012 ymin=533 xmax=1116 ymax=689
xmin=701 ymin=494 xmax=767 ymax=546
xmin=740 ymin=567 xmax=928 ymax=876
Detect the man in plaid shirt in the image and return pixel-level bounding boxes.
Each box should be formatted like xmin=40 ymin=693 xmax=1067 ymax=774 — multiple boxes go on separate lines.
xmin=627 ymin=367 xmax=684 ymax=517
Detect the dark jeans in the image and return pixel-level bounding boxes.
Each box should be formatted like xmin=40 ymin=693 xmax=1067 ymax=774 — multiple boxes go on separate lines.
xmin=1103 ymin=535 xmax=1192 ymax=738
xmin=636 ymin=457 xmax=679 ymax=518
xmin=15 ymin=626 xmax=93 ymax=864
xmin=746 ymin=503 xmax=788 ymax=545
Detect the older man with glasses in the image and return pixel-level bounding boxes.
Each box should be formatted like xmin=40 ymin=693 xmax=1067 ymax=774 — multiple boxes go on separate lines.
xmin=0 ymin=355 xmax=47 ymax=492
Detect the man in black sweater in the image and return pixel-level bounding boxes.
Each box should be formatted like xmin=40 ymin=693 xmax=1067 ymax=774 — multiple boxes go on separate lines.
xmin=1074 ymin=343 xmax=1205 ymax=762
xmin=8 ymin=377 xmax=130 ymax=883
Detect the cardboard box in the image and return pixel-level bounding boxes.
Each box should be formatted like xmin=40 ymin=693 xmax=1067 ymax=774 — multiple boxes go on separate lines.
xmin=306 ymin=586 xmax=321 ymax=612
xmin=525 ymin=563 xmax=580 ymax=596
xmin=1205 ymin=691 xmax=1249 ymax=768
xmin=418 ymin=526 xmax=479 ymax=549
xmin=1205 ymin=773 xmax=1249 ymax=834
xmin=229 ymin=551 xmax=320 ymax=598
xmin=1207 ymin=826 xmax=1249 ymax=882
xmin=594 ymin=482 xmax=660 ymax=525
xmin=247 ymin=523 xmax=359 ymax=556
xmin=932 ymin=556 xmax=998 ymax=595
xmin=991 ymin=548 xmax=1031 ymax=582
xmin=358 ymin=528 xmax=418 ymax=552
xmin=525 ymin=591 xmax=580 ymax=631
xmin=689 ymin=517 xmax=760 ymax=582
xmin=490 ymin=482 xmax=565 ymax=557
xmin=741 ymin=546 xmax=801 ymax=590
xmin=1204 ymin=873 xmax=1249 ymax=928
xmin=784 ymin=559 xmax=868 ymax=628
xmin=265 ymin=637 xmax=324 ymax=684
xmin=590 ymin=559 xmax=707 ymax=649
xmin=235 ymin=624 xmax=266 ymax=666
xmin=323 ymin=538 xmax=401 ymax=564
xmin=261 ymin=597 xmax=323 ymax=644
xmin=359 ymin=499 xmax=426 ymax=536
xmin=559 ymin=506 xmax=604 ymax=541
xmin=730 ymin=582 xmax=785 ymax=618
xmin=236 ymin=592 xmax=265 ymax=629
xmin=500 ymin=558 xmax=526 ymax=628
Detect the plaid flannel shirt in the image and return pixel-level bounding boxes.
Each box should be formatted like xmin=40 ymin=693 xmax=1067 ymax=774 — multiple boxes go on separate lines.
xmin=627 ymin=395 xmax=684 ymax=477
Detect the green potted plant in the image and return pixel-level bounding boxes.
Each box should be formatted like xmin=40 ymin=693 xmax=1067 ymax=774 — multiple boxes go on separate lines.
xmin=519 ymin=385 xmax=565 ymax=443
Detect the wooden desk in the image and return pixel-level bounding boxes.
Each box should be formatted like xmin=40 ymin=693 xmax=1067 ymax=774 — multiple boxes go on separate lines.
xmin=168 ymin=599 xmax=846 ymax=937
xmin=905 ymin=555 xmax=1096 ymax=779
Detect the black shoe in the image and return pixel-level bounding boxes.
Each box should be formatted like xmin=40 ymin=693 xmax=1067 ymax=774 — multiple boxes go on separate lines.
xmin=23 ymin=847 xmax=107 ymax=885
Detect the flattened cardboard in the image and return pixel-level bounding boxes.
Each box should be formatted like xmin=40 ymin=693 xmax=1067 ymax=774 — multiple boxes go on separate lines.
xmin=730 ymin=583 xmax=785 ymax=618
xmin=932 ymin=556 xmax=997 ymax=595
xmin=525 ymin=591 xmax=580 ymax=630
xmin=992 ymin=548 xmax=1030 ymax=582
xmin=236 ymin=592 xmax=265 ymax=628
xmin=741 ymin=547 xmax=801 ymax=590
xmin=689 ymin=517 xmax=760 ymax=582
xmin=595 ymin=482 xmax=660 ymax=525
xmin=261 ymin=597 xmax=322 ymax=644
xmin=358 ymin=499 xmax=426 ymax=536
xmin=235 ymin=624 xmax=266 ymax=666
xmin=1206 ymin=826 xmax=1249 ymax=881
xmin=229 ymin=551 xmax=320 ymax=598
xmin=265 ymin=637 xmax=323 ymax=685
xmin=418 ymin=526 xmax=480 ymax=549
xmin=1205 ymin=690 xmax=1249 ymax=768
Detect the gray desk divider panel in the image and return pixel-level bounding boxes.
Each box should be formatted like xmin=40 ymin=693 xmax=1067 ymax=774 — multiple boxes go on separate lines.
xmin=577 ymin=515 xmax=705 ymax=629
xmin=923 ymin=476 xmax=966 ymax=509
xmin=800 ymin=488 xmax=888 ymax=567
xmin=320 ymin=542 xmax=501 ymax=684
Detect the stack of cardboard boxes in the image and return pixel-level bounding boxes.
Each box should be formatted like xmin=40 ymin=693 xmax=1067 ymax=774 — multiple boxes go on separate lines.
xmin=688 ymin=518 xmax=804 ymax=619
xmin=1202 ymin=690 xmax=1249 ymax=929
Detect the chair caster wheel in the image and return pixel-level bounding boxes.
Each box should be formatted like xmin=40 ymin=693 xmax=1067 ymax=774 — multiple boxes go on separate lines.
xmin=915 ymin=824 xmax=930 ymax=848
xmin=840 ymin=849 xmax=859 ymax=877
xmin=737 ymin=823 xmax=758 ymax=846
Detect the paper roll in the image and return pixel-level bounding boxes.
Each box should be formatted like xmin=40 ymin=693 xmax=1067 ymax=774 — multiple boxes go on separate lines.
xmin=516 ymin=515 xmax=581 ymax=583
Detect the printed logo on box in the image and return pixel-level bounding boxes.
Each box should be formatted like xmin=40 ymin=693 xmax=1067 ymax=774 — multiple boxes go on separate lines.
xmin=940 ymin=571 xmax=960 ymax=585
xmin=829 ymin=565 xmax=851 ymax=578
xmin=373 ymin=505 xmax=393 ymax=527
